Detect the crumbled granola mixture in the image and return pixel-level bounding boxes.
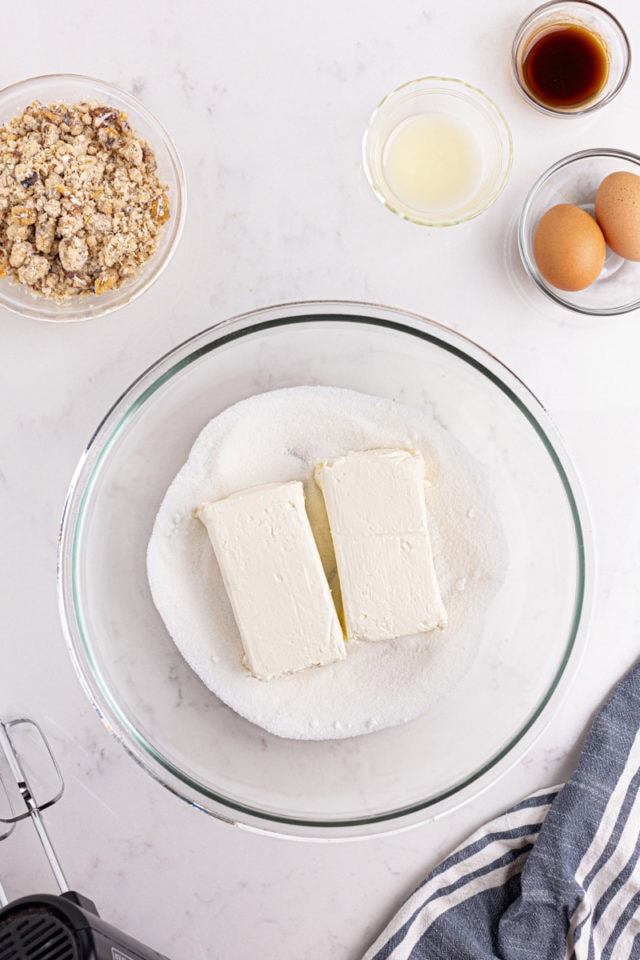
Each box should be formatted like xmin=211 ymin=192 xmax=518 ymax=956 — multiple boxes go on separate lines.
xmin=0 ymin=99 xmax=170 ymax=301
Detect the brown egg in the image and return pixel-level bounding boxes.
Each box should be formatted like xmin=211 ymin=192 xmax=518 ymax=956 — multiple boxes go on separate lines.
xmin=595 ymin=171 xmax=640 ymax=261
xmin=533 ymin=203 xmax=606 ymax=291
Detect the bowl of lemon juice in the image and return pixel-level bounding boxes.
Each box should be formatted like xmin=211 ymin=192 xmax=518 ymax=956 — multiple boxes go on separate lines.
xmin=363 ymin=76 xmax=512 ymax=227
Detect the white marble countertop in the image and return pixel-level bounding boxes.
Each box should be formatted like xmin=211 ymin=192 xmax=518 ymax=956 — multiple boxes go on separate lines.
xmin=2 ymin=0 xmax=640 ymax=957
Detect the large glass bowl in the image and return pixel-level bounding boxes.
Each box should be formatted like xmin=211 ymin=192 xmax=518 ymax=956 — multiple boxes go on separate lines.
xmin=0 ymin=74 xmax=186 ymax=322
xmin=58 ymin=302 xmax=593 ymax=839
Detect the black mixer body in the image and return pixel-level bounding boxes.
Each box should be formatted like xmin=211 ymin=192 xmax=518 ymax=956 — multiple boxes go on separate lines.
xmin=0 ymin=892 xmax=169 ymax=960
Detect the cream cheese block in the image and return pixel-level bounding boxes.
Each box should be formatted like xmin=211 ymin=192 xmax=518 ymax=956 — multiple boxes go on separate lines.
xmin=196 ymin=480 xmax=346 ymax=681
xmin=315 ymin=449 xmax=447 ymax=643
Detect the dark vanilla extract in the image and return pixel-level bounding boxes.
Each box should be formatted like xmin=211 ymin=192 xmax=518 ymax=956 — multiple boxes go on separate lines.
xmin=522 ymin=23 xmax=608 ymax=109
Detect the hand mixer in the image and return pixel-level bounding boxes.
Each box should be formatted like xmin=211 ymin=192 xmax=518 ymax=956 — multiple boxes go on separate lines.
xmin=0 ymin=718 xmax=172 ymax=960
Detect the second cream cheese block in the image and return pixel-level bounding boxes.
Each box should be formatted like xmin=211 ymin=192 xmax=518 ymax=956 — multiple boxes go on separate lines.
xmin=196 ymin=480 xmax=346 ymax=681
xmin=315 ymin=449 xmax=447 ymax=643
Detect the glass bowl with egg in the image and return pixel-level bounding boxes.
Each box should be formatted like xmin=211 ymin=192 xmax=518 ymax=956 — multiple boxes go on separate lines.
xmin=519 ymin=148 xmax=640 ymax=315
xmin=58 ymin=301 xmax=593 ymax=839
xmin=362 ymin=77 xmax=513 ymax=227
xmin=0 ymin=73 xmax=186 ymax=322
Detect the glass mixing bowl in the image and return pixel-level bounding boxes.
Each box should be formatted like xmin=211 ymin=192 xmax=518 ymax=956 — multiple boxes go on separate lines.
xmin=58 ymin=302 xmax=592 ymax=838
xmin=0 ymin=74 xmax=186 ymax=322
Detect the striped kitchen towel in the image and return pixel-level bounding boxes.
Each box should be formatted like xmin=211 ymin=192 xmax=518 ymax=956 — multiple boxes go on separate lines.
xmin=363 ymin=658 xmax=640 ymax=960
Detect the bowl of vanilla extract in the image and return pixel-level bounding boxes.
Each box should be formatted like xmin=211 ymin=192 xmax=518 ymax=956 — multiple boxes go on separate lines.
xmin=512 ymin=0 xmax=630 ymax=116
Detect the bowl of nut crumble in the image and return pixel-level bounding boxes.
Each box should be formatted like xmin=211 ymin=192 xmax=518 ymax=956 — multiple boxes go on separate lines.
xmin=0 ymin=74 xmax=186 ymax=321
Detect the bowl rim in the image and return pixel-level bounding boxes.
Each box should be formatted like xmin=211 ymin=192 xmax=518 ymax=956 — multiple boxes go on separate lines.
xmin=57 ymin=300 xmax=594 ymax=839
xmin=518 ymin=147 xmax=640 ymax=315
xmin=362 ymin=76 xmax=513 ymax=227
xmin=0 ymin=72 xmax=187 ymax=322
xmin=511 ymin=0 xmax=632 ymax=118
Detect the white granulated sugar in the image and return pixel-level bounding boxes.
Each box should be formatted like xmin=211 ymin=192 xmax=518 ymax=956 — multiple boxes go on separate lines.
xmin=147 ymin=386 xmax=505 ymax=740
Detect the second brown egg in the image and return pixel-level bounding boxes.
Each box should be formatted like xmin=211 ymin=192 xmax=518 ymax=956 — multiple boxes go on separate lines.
xmin=595 ymin=172 xmax=640 ymax=261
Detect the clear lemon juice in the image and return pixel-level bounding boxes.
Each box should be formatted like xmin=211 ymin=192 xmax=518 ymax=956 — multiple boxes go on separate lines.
xmin=383 ymin=112 xmax=482 ymax=213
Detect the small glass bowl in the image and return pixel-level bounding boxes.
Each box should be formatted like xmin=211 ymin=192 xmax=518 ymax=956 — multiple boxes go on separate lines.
xmin=0 ymin=74 xmax=186 ymax=322
xmin=362 ymin=77 xmax=512 ymax=227
xmin=512 ymin=1 xmax=631 ymax=117
xmin=519 ymin=148 xmax=640 ymax=315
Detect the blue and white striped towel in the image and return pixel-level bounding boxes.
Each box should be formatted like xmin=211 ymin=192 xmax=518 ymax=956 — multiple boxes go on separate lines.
xmin=363 ymin=659 xmax=640 ymax=960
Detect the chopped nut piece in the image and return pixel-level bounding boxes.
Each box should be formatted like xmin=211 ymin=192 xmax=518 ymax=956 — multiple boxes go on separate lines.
xmin=0 ymin=98 xmax=170 ymax=300
xmin=94 ymin=269 xmax=119 ymax=295
xmin=142 ymin=145 xmax=157 ymax=172
xmin=41 ymin=107 xmax=64 ymax=125
xmin=9 ymin=240 xmax=31 ymax=268
xmin=91 ymin=106 xmax=119 ymax=128
xmin=35 ymin=219 xmax=56 ymax=253
xmin=58 ymin=236 xmax=89 ymax=271
xmin=88 ymin=212 xmax=112 ymax=234
xmin=151 ymin=192 xmax=170 ymax=223
xmin=120 ymin=139 xmax=143 ymax=167
xmin=96 ymin=196 xmax=113 ymax=215
xmin=43 ymin=198 xmax=61 ymax=218
xmin=68 ymin=120 xmax=85 ymax=136
xmin=101 ymin=233 xmax=138 ymax=267
xmin=98 ymin=126 xmax=122 ymax=150
xmin=67 ymin=271 xmax=91 ymax=289
xmin=57 ymin=213 xmax=83 ymax=238
xmin=11 ymin=205 xmax=37 ymax=225
xmin=6 ymin=223 xmax=31 ymax=241
xmin=18 ymin=254 xmax=50 ymax=286
xmin=42 ymin=122 xmax=60 ymax=146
